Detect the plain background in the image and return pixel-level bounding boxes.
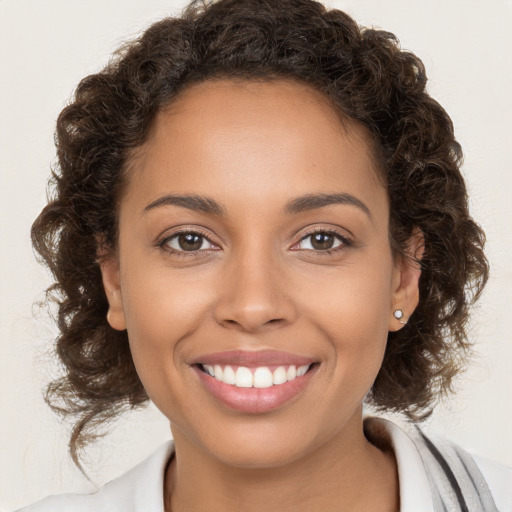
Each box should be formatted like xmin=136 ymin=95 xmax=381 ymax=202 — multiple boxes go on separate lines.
xmin=1 ymin=0 xmax=511 ymax=509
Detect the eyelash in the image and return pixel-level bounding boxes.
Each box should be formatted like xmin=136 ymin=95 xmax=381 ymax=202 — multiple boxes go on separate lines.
xmin=157 ymin=227 xmax=353 ymax=257
xmin=292 ymin=228 xmax=353 ymax=256
xmin=158 ymin=228 xmax=219 ymax=258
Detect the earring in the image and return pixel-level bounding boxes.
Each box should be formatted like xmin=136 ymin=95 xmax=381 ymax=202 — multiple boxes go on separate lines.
xmin=393 ymin=309 xmax=407 ymax=325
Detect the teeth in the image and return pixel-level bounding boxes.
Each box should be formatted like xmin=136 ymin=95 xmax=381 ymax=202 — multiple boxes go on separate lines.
xmin=223 ymin=365 xmax=236 ymax=385
xmin=297 ymin=365 xmax=308 ymax=377
xmin=286 ymin=365 xmax=297 ymax=381
xmin=202 ymin=364 xmax=310 ymax=388
xmin=235 ymin=367 xmax=253 ymax=388
xmin=273 ymin=366 xmax=287 ymax=385
xmin=253 ymin=367 xmax=274 ymax=388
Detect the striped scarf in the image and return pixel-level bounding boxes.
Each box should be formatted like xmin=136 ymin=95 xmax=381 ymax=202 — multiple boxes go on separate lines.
xmin=409 ymin=427 xmax=499 ymax=512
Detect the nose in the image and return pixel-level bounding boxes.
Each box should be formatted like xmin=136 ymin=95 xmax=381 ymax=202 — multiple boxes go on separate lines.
xmin=214 ymin=250 xmax=297 ymax=333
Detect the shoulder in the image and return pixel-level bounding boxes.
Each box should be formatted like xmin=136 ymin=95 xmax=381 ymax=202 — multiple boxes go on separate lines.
xmin=473 ymin=454 xmax=512 ymax=512
xmin=16 ymin=441 xmax=174 ymax=512
xmin=364 ymin=416 xmax=512 ymax=512
xmin=421 ymin=427 xmax=512 ymax=511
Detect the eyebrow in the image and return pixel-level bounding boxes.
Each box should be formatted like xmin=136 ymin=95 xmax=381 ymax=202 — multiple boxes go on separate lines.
xmin=143 ymin=194 xmax=225 ymax=215
xmin=284 ymin=193 xmax=371 ymax=218
xmin=143 ymin=192 xmax=371 ymax=218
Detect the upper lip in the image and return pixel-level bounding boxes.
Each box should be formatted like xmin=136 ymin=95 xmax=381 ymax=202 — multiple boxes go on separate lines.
xmin=191 ymin=350 xmax=315 ymax=367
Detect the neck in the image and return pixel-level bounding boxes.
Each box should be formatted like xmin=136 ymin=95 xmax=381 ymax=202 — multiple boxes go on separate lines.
xmin=164 ymin=412 xmax=399 ymax=512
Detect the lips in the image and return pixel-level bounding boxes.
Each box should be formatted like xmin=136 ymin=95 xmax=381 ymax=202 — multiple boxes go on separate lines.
xmin=193 ymin=350 xmax=314 ymax=367
xmin=191 ymin=350 xmax=318 ymax=413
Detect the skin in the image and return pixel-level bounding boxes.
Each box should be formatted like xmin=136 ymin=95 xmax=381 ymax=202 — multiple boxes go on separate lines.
xmin=101 ymin=79 xmax=422 ymax=511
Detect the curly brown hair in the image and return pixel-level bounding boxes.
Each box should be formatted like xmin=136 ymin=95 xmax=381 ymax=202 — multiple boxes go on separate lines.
xmin=31 ymin=0 xmax=488 ymax=464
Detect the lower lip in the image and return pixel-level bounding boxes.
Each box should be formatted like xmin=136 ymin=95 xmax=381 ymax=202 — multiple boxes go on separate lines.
xmin=195 ymin=366 xmax=317 ymax=414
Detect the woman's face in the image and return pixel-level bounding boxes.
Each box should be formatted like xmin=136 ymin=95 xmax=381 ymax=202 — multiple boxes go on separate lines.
xmin=102 ymin=79 xmax=420 ymax=468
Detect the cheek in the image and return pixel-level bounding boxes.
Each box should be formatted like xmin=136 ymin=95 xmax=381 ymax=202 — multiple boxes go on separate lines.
xmin=120 ymin=279 xmax=215 ymax=423
xmin=300 ymin=255 xmax=394 ymax=379
xmin=118 ymin=259 xmax=215 ymax=390
xmin=303 ymin=256 xmax=394 ymax=336
xmin=121 ymin=250 xmax=214 ymax=337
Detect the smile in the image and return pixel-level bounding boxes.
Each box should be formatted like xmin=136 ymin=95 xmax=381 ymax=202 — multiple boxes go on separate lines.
xmin=192 ymin=350 xmax=318 ymax=414
xmin=200 ymin=364 xmax=310 ymax=388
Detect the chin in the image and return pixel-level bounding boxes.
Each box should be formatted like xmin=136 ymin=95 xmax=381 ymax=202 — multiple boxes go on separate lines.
xmin=173 ymin=412 xmax=325 ymax=469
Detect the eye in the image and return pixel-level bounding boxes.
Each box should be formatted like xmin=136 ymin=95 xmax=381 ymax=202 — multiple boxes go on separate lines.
xmin=163 ymin=231 xmax=216 ymax=252
xmin=296 ymin=231 xmax=346 ymax=251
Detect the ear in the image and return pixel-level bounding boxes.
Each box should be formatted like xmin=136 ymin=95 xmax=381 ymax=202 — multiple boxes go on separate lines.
xmin=99 ymin=255 xmax=127 ymax=331
xmin=388 ymin=228 xmax=424 ymax=332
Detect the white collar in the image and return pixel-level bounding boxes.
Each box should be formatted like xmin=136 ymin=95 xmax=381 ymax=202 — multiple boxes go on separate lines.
xmin=95 ymin=417 xmax=434 ymax=511
xmin=364 ymin=416 xmax=435 ymax=512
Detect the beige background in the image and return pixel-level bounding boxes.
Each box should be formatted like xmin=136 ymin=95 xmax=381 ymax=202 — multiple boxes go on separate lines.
xmin=1 ymin=0 xmax=511 ymax=509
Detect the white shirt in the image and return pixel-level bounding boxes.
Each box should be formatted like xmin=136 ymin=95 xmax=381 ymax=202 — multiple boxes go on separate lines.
xmin=17 ymin=418 xmax=512 ymax=511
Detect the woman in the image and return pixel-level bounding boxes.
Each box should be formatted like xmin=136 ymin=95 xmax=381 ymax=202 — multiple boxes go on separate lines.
xmin=13 ymin=0 xmax=510 ymax=510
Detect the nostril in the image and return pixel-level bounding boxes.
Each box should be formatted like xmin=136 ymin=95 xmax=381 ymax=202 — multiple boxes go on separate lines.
xmin=220 ymin=316 xmax=285 ymax=330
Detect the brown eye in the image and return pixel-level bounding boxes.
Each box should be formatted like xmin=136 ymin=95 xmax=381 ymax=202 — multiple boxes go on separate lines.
xmin=178 ymin=233 xmax=203 ymax=251
xmin=165 ymin=232 xmax=213 ymax=252
xmin=296 ymin=231 xmax=344 ymax=251
xmin=311 ymin=233 xmax=335 ymax=250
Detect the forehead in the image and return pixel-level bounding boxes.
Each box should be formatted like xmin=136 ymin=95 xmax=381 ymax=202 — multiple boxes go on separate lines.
xmin=125 ymin=79 xmax=385 ymax=214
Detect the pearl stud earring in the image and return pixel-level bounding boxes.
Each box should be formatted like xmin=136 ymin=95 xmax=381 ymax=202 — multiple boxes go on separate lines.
xmin=393 ymin=309 xmax=407 ymax=325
